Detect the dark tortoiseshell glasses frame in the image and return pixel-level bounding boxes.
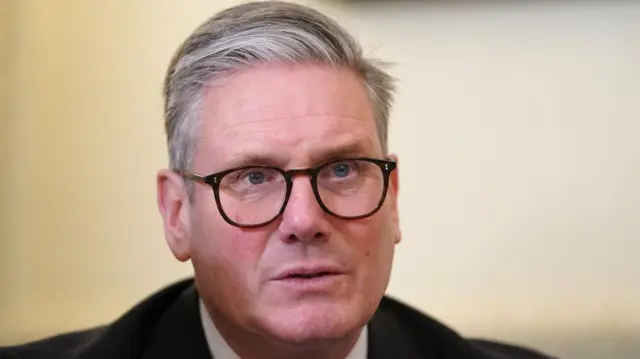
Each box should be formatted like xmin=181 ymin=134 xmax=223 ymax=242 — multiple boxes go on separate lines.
xmin=180 ymin=157 xmax=397 ymax=228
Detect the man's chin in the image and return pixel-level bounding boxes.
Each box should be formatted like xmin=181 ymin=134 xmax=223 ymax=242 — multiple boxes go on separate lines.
xmin=253 ymin=301 xmax=363 ymax=345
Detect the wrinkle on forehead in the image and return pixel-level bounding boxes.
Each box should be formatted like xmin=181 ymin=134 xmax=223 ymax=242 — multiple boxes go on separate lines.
xmin=195 ymin=63 xmax=379 ymax=170
xmin=222 ymin=124 xmax=379 ymax=170
xmin=211 ymin=113 xmax=367 ymax=144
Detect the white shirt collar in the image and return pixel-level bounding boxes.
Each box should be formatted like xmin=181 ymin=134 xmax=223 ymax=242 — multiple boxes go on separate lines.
xmin=199 ymin=300 xmax=368 ymax=359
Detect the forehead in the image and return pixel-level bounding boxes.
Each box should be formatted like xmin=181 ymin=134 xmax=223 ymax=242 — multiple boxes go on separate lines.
xmin=196 ymin=63 xmax=380 ymax=169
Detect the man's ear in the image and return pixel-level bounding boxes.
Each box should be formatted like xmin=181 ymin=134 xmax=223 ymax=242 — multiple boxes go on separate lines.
xmin=157 ymin=169 xmax=191 ymax=261
xmin=387 ymin=154 xmax=402 ymax=244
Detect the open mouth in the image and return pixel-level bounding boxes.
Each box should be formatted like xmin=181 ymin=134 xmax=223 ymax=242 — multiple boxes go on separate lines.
xmin=288 ymin=272 xmax=334 ymax=279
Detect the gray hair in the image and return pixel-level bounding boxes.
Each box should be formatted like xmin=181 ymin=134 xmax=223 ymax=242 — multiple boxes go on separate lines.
xmin=163 ymin=1 xmax=396 ymax=178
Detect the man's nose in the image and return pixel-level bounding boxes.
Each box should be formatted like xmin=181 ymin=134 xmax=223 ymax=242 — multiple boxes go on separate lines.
xmin=278 ymin=175 xmax=330 ymax=244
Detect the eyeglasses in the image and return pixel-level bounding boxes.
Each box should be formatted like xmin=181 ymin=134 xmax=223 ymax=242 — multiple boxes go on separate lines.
xmin=180 ymin=157 xmax=397 ymax=228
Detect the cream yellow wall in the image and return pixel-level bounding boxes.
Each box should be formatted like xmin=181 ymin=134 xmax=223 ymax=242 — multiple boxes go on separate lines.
xmin=0 ymin=0 xmax=17 ymax=318
xmin=1 ymin=0 xmax=638 ymax=352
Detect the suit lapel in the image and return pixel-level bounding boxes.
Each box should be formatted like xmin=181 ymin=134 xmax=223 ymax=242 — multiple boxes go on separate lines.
xmin=367 ymin=306 xmax=425 ymax=359
xmin=140 ymin=285 xmax=213 ymax=359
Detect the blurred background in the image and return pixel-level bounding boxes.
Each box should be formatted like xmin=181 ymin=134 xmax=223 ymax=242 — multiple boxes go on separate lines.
xmin=1 ymin=0 xmax=638 ymax=358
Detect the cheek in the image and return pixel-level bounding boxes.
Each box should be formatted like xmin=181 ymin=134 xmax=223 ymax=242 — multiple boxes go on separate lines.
xmin=189 ymin=205 xmax=265 ymax=285
xmin=347 ymin=213 xmax=395 ymax=267
xmin=190 ymin=220 xmax=274 ymax=316
xmin=352 ymin=211 xmax=397 ymax=284
xmin=191 ymin=190 xmax=251 ymax=260
xmin=193 ymin=222 xmax=253 ymax=270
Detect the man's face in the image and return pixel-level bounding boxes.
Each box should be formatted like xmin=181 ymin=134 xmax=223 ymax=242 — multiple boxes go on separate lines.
xmin=161 ymin=63 xmax=400 ymax=344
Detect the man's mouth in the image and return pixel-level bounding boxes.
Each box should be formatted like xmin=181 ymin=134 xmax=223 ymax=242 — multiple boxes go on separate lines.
xmin=273 ymin=265 xmax=346 ymax=290
xmin=287 ymin=271 xmax=336 ymax=279
xmin=273 ymin=264 xmax=344 ymax=281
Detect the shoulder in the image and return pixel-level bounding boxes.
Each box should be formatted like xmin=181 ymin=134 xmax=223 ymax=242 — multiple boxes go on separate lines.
xmin=0 ymin=278 xmax=196 ymax=359
xmin=0 ymin=327 xmax=105 ymax=359
xmin=468 ymin=339 xmax=558 ymax=359
xmin=376 ymin=295 xmax=557 ymax=359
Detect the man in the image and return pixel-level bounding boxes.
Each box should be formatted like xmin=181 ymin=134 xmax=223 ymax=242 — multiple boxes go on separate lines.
xmin=1 ymin=2 xmax=556 ymax=358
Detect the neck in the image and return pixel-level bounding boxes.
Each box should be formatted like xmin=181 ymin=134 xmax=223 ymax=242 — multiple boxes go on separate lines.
xmin=201 ymin=301 xmax=365 ymax=359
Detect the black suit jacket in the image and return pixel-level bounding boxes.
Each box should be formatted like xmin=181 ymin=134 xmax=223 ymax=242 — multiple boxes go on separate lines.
xmin=0 ymin=279 xmax=555 ymax=359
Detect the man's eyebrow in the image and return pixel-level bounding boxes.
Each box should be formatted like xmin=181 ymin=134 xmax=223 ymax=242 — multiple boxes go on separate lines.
xmin=220 ymin=153 xmax=286 ymax=170
xmin=309 ymin=141 xmax=374 ymax=165
xmin=217 ymin=141 xmax=375 ymax=171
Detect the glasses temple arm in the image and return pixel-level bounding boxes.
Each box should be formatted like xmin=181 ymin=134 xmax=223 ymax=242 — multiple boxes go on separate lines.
xmin=179 ymin=170 xmax=208 ymax=184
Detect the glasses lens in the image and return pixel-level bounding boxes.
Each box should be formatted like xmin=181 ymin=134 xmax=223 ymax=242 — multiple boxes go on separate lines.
xmin=316 ymin=159 xmax=385 ymax=218
xmin=218 ymin=167 xmax=287 ymax=226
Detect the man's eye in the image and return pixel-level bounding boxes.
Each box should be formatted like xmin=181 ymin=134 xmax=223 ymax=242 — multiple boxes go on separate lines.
xmin=332 ymin=163 xmax=352 ymax=178
xmin=243 ymin=171 xmax=267 ymax=185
